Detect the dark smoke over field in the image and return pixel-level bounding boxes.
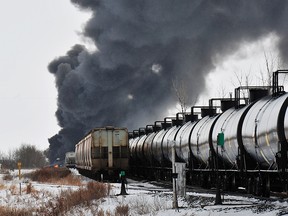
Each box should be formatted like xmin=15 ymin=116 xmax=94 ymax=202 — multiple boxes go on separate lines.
xmin=48 ymin=0 xmax=288 ymax=161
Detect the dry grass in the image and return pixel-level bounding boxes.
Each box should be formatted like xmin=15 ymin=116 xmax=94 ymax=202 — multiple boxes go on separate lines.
xmin=3 ymin=174 xmax=13 ymax=181
xmin=25 ymin=183 xmax=32 ymax=194
xmin=40 ymin=181 xmax=111 ymax=215
xmin=115 ymin=204 xmax=129 ymax=216
xmin=0 ymin=167 xmax=112 ymax=215
xmin=26 ymin=167 xmax=70 ymax=182
xmin=57 ymin=173 xmax=82 ymax=185
xmin=9 ymin=184 xmax=18 ymax=195
xmin=0 ymin=206 xmax=31 ymax=216
xmin=0 ymin=184 xmax=6 ymax=190
xmin=0 ymin=180 xmax=111 ymax=215
xmin=25 ymin=167 xmax=82 ymax=186
xmin=129 ymin=194 xmax=169 ymax=215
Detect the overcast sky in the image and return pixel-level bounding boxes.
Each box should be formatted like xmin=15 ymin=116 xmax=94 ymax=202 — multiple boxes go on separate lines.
xmin=0 ymin=0 xmax=91 ymax=154
xmin=0 ymin=1 xmax=282 ymax=155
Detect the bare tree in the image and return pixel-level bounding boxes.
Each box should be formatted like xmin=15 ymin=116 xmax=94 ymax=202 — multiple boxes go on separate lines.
xmin=172 ymin=77 xmax=198 ymax=115
xmin=14 ymin=144 xmax=47 ymax=168
xmin=232 ymin=69 xmax=253 ymax=88
xmin=232 ymin=70 xmax=253 ymax=104
xmin=259 ymin=50 xmax=286 ymax=90
xmin=258 ymin=50 xmax=276 ymax=87
xmin=0 ymin=150 xmax=16 ymax=170
xmin=216 ymin=82 xmax=230 ymax=98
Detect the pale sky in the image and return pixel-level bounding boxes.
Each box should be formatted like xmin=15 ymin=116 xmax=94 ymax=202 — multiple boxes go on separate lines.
xmin=0 ymin=1 xmax=282 ymax=155
xmin=0 ymin=0 xmax=91 ymax=154
xmin=171 ymin=33 xmax=282 ymax=113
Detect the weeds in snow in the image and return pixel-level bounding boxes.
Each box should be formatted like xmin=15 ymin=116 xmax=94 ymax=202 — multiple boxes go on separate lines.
xmin=0 ymin=168 xmax=112 ymax=215
xmin=40 ymin=181 xmax=111 ymax=215
xmin=0 ymin=206 xmax=31 ymax=216
xmin=115 ymin=204 xmax=129 ymax=216
xmin=25 ymin=167 xmax=82 ymax=185
xmin=130 ymin=193 xmax=169 ymax=215
xmin=0 ymin=183 xmax=6 ymax=190
xmin=9 ymin=184 xmax=17 ymax=195
xmin=3 ymin=174 xmax=13 ymax=181
xmin=25 ymin=183 xmax=32 ymax=194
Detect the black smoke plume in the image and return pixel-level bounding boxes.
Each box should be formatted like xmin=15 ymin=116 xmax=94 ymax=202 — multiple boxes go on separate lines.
xmin=48 ymin=0 xmax=288 ymax=162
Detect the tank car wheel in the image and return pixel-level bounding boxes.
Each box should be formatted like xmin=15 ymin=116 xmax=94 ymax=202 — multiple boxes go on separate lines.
xmin=231 ymin=174 xmax=237 ymax=192
xmin=246 ymin=177 xmax=254 ymax=194
xmin=200 ymin=173 xmax=211 ymax=189
xmin=207 ymin=174 xmax=212 ymax=189
xmin=154 ymin=169 xmax=159 ymax=181
xmin=94 ymin=172 xmax=102 ymax=182
xmin=187 ymin=172 xmax=193 ymax=185
xmin=253 ymin=175 xmax=262 ymax=196
xmin=224 ymin=174 xmax=236 ymax=191
xmin=200 ymin=173 xmax=205 ymax=188
xmin=263 ymin=175 xmax=270 ymax=197
xmin=223 ymin=174 xmax=228 ymax=191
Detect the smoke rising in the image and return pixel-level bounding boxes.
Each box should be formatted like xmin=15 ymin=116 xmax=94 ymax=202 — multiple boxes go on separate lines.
xmin=48 ymin=0 xmax=288 ymax=161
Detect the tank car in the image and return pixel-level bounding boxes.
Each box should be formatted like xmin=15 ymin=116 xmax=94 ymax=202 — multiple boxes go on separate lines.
xmin=75 ymin=126 xmax=129 ymax=181
xmin=129 ymin=70 xmax=288 ymax=197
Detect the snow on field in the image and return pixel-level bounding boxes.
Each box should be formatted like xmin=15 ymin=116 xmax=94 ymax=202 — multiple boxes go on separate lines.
xmin=0 ymin=169 xmax=288 ymax=215
xmin=97 ymin=180 xmax=288 ymax=216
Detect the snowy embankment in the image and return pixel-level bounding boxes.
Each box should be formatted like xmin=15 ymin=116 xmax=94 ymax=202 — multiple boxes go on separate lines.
xmin=94 ymin=179 xmax=288 ymax=216
xmin=0 ymin=168 xmax=288 ymax=215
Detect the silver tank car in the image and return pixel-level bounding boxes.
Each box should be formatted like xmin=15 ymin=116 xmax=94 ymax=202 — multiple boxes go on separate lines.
xmin=211 ymin=105 xmax=251 ymax=167
xmin=129 ymin=136 xmax=140 ymax=160
xmin=135 ymin=134 xmax=147 ymax=162
xmin=162 ymin=125 xmax=181 ymax=162
xmin=242 ymin=93 xmax=288 ymax=169
xmin=151 ymin=129 xmax=169 ymax=163
xmin=143 ymin=132 xmax=157 ymax=164
xmin=175 ymin=121 xmax=198 ymax=163
xmin=190 ymin=115 xmax=219 ymax=166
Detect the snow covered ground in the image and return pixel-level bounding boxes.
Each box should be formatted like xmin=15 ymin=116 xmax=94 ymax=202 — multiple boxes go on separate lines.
xmin=0 ymin=169 xmax=288 ymax=215
xmin=95 ymin=179 xmax=288 ymax=216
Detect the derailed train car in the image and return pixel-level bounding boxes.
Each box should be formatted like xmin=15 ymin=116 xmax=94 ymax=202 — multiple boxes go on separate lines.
xmin=75 ymin=126 xmax=129 ymax=181
xmin=129 ymin=70 xmax=288 ymax=197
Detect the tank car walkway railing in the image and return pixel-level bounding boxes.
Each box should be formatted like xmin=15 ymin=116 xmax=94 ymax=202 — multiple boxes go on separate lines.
xmin=272 ymin=69 xmax=288 ymax=97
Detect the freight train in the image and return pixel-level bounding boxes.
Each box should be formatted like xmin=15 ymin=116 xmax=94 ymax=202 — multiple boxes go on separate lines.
xmin=74 ymin=126 xmax=129 ymax=181
xmin=129 ymin=70 xmax=288 ymax=197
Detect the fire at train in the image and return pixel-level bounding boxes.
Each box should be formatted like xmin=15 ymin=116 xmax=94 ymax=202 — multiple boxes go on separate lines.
xmin=67 ymin=70 xmax=288 ymax=198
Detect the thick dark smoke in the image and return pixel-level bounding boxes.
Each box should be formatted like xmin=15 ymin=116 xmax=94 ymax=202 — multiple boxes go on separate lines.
xmin=48 ymin=0 xmax=288 ymax=162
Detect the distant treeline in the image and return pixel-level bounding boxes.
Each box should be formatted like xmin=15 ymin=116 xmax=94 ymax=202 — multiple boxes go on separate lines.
xmin=0 ymin=144 xmax=48 ymax=169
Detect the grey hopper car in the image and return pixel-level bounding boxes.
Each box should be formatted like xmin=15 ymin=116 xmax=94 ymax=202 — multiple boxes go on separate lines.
xmin=75 ymin=126 xmax=129 ymax=181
